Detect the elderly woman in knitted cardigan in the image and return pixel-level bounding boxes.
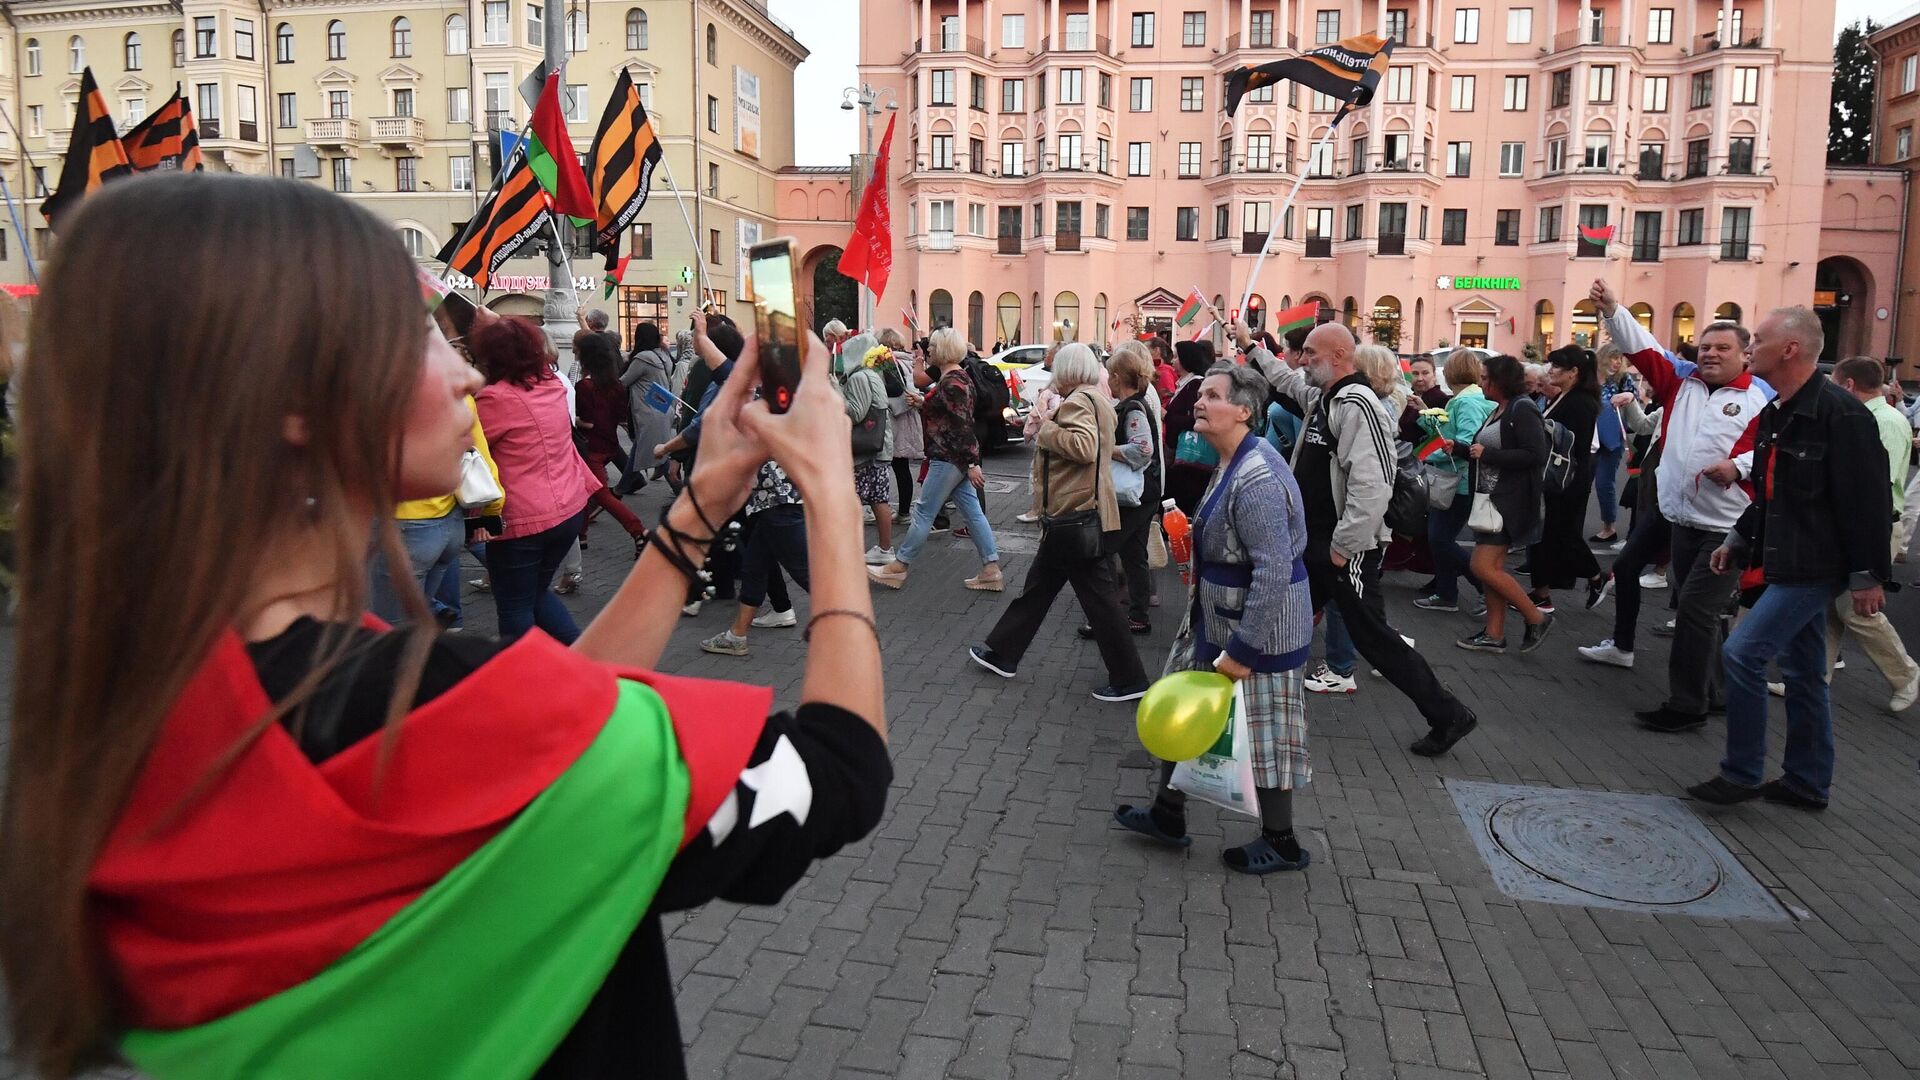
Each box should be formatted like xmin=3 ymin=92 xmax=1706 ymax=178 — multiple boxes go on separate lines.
xmin=1115 ymin=362 xmax=1317 ymax=874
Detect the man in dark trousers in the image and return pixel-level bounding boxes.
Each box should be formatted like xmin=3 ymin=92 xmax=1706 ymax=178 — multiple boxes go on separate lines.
xmin=1691 ymin=307 xmax=1891 ymax=811
xmin=1238 ymin=320 xmax=1479 ymax=756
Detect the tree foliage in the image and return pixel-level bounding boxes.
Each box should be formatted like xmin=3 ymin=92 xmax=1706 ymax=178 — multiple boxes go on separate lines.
xmin=1830 ymin=19 xmax=1881 ymax=165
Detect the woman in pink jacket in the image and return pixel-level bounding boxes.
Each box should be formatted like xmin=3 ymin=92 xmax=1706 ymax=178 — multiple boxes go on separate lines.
xmin=472 ymin=317 xmax=600 ymax=642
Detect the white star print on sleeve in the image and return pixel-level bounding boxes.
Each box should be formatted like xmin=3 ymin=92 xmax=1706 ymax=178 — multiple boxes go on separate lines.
xmin=740 ymin=734 xmax=813 ymax=829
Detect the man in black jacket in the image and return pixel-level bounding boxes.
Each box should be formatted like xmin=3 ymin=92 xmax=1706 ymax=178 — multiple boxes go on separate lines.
xmin=1692 ymin=307 xmax=1891 ymax=811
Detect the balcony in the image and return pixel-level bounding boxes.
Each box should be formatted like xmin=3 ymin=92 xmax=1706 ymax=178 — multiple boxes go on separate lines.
xmin=924 ymin=230 xmax=956 ymax=251
xmin=1054 ymin=230 xmax=1081 ymax=252
xmin=915 ymin=35 xmax=985 ymax=56
xmin=1038 ymin=34 xmax=1111 ymax=54
xmin=485 ymin=110 xmax=517 ymax=134
xmin=1223 ymin=31 xmax=1297 ymax=51
xmin=1240 ymin=232 xmax=1270 ymax=254
xmin=997 ymin=235 xmax=1022 ymax=255
xmin=1377 ymin=233 xmax=1406 ymax=256
xmin=370 ymin=115 xmax=427 ymax=147
xmin=1551 ymin=25 xmax=1624 ymax=53
xmin=46 ymin=128 xmax=70 ymax=154
xmin=1304 ymin=237 xmax=1332 ymax=259
xmin=306 ymin=116 xmax=361 ymax=148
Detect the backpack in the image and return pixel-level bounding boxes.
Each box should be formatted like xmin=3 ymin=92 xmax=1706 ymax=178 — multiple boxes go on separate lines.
xmin=1539 ymin=399 xmax=1578 ymax=495
xmin=961 ymin=355 xmax=1010 ymax=426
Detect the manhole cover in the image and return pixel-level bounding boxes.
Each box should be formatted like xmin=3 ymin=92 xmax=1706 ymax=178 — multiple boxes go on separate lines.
xmin=1448 ymin=781 xmax=1788 ymax=920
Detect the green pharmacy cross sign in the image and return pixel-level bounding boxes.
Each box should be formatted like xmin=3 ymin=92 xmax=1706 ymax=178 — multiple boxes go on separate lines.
xmin=1437 ymin=275 xmax=1522 ymax=291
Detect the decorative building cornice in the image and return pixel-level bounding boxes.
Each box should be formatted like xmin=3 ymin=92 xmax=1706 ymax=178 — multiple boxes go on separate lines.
xmin=8 ymin=3 xmax=177 ymax=26
xmin=705 ymin=0 xmax=806 ymax=68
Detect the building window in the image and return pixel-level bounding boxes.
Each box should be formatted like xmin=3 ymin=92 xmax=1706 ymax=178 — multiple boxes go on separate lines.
xmin=1056 ymin=68 xmax=1082 ymax=104
xmin=1898 ymin=127 xmax=1914 ymax=162
xmin=1131 ymin=12 xmax=1154 ymax=46
xmin=1249 ymin=11 xmax=1273 ymax=46
xmin=1715 ymin=8 xmax=1744 ymax=42
xmin=553 ymin=83 xmax=584 ymax=123
xmin=1127 ymin=142 xmax=1150 ymax=176
xmin=1441 ymin=209 xmax=1467 ymax=245
xmin=1385 ymin=66 xmax=1412 ymax=103
xmin=1632 ymin=211 xmax=1662 ymax=262
xmin=1575 ymin=204 xmax=1609 ymax=255
xmin=1588 ymin=65 xmax=1614 ymax=103
xmin=124 ymin=96 xmax=146 ymax=127
xmin=1905 ymin=54 xmax=1920 ymax=95
xmin=396 ymin=156 xmax=418 ymax=191
xmin=1001 ymin=141 xmax=1024 ymax=176
xmin=276 ymin=23 xmax=296 ymax=63
xmin=328 ymin=89 xmax=350 ymax=118
xmin=706 ymin=95 xmax=718 ymax=132
xmin=1731 ymin=67 xmax=1758 ymax=106
xmin=969 ymin=202 xmax=988 ymax=236
xmin=1002 ymin=79 xmax=1024 ymax=111
xmin=448 ymin=87 xmax=470 ymax=124
xmin=484 ymin=1 xmax=509 ymax=45
xmin=1057 ymin=133 xmax=1083 ymax=168
xmin=332 ymin=157 xmax=352 ymax=192
xmin=1507 ymin=7 xmax=1532 ymax=43
xmin=1214 ymin=203 xmax=1230 ymax=239
xmin=1307 ymin=140 xmax=1333 ymax=176
xmin=1180 ymin=77 xmax=1203 ymax=111
xmin=1582 ymin=134 xmax=1610 ymax=169
xmin=1385 ymin=8 xmax=1408 ymax=44
xmin=1538 ymin=204 xmax=1562 ymax=242
xmin=1378 ymin=202 xmax=1407 ymax=249
xmin=1647 ymin=8 xmax=1674 ymax=43
xmin=1550 ymin=69 xmax=1571 ymax=108
xmin=232 ymin=18 xmax=254 ymax=59
xmin=1247 ymin=133 xmax=1272 ymax=171
xmin=1685 ymin=138 xmax=1708 ymax=177
xmin=1129 ymin=77 xmax=1151 ymax=111
xmin=1642 ymin=76 xmax=1669 ymax=113
xmin=527 ymin=4 xmax=544 ymax=46
xmin=1495 ymin=209 xmax=1520 ymax=245
xmin=936 ymin=14 xmax=960 ymax=49
xmin=1449 ymin=75 xmax=1474 ymax=111
xmin=1541 ymin=137 xmax=1565 ymax=173
xmin=1099 ymin=72 xmax=1112 ymax=107
xmin=1638 ymin=142 xmax=1665 ymax=178
xmin=445 ymin=14 xmax=468 ymax=54
xmin=27 ymin=105 xmax=41 ymax=137
xmin=1677 ymin=208 xmax=1703 ymax=245
xmin=1178 ymin=141 xmax=1201 ymax=177
xmin=1064 ymin=12 xmax=1091 ymax=48
xmin=196 ymin=82 xmax=221 ymax=132
xmin=24 ymin=39 xmax=39 ymax=77
xmin=388 ymin=17 xmax=411 ymax=57
xmin=1002 ymin=14 xmax=1026 ymax=47
xmin=968 ymin=137 xmax=985 ymax=171
xmin=1182 ymin=11 xmax=1206 ymax=46
xmin=1175 ymin=206 xmax=1198 ymax=240
xmin=277 ymin=93 xmax=297 ymax=128
xmin=566 ymin=9 xmax=588 ymax=52
xmin=1349 ymin=135 xmax=1367 ymax=174
xmin=620 ymin=9 xmax=646 ymax=49
xmin=624 ymin=221 xmax=651 ymax=259
xmin=1454 ymin=7 xmax=1479 ymax=43
xmin=482 ymin=71 xmax=509 ymax=123
xmin=931 ymin=134 xmax=954 ymax=169
xmin=451 ymin=155 xmax=474 ymax=191
xmin=1719 ymin=207 xmax=1751 ymax=260
xmin=1302 ymin=205 xmax=1329 ymax=251
xmin=1689 ymin=71 xmax=1711 ymax=109
xmin=1499 ymin=141 xmax=1524 ymax=176
xmin=1728 ymin=136 xmax=1755 ymax=175
xmin=327 ymin=20 xmax=346 ymax=59
xmin=709 ymin=228 xmax=721 ymax=264
xmin=1446 ymin=141 xmax=1471 ymax=177
xmin=931 ymin=69 xmax=954 ymax=105
xmin=928 ymin=199 xmax=955 ymax=235
xmin=1502 ymin=75 xmax=1528 ymax=111
xmin=278 ymin=158 xmax=296 ymax=179
xmin=1311 ymin=90 xmax=1338 ymax=112
xmin=125 ymin=32 xmax=143 ymax=71
xmin=31 ymin=168 xmax=46 ymax=198
xmin=971 ymin=74 xmax=987 ymax=110
xmin=1344 ymin=204 xmax=1362 ymax=240
xmin=1314 ymin=9 xmax=1339 ymax=44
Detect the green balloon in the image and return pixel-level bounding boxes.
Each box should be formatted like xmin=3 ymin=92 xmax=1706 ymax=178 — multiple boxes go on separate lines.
xmin=1135 ymin=670 xmax=1234 ymax=761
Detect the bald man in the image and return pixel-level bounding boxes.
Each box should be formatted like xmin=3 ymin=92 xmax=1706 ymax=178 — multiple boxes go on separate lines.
xmin=1237 ymin=319 xmax=1480 ymax=757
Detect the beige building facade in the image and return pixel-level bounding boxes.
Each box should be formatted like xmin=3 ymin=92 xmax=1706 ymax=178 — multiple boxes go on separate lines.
xmin=0 ymin=0 xmax=805 ymax=339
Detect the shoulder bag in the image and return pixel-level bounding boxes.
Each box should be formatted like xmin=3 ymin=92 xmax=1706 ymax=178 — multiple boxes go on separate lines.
xmin=850 ymin=370 xmax=888 ymax=456
xmin=456 ymin=449 xmax=504 ymax=511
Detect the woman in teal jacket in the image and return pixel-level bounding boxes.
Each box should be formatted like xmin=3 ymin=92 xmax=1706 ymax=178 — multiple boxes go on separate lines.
xmin=1414 ymin=352 xmax=1499 ymax=612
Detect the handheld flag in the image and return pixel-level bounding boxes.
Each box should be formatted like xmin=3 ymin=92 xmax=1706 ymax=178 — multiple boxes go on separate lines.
xmin=122 ymin=89 xmax=203 ymax=173
xmin=527 ymin=72 xmax=596 ymax=223
xmin=1271 ymin=301 xmax=1322 ymax=335
xmin=1225 ymin=34 xmax=1394 ymax=118
xmin=1191 ymin=319 xmax=1216 ymax=343
xmin=586 ymin=69 xmax=664 ymax=269
xmin=642 ymin=380 xmax=680 ymax=415
xmin=838 ymin=113 xmax=897 ymax=303
xmin=1174 ymin=288 xmax=1206 ymax=329
xmin=436 ymin=160 xmax=554 ymax=292
xmin=418 ymin=264 xmax=455 ymax=310
xmin=602 ymin=254 xmax=632 ymax=299
xmin=901 ymin=306 xmax=919 ymax=334
xmin=40 ymin=68 xmax=132 ymax=226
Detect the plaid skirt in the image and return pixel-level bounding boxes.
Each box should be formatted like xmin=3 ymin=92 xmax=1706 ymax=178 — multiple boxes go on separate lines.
xmin=1165 ymin=624 xmax=1311 ymax=790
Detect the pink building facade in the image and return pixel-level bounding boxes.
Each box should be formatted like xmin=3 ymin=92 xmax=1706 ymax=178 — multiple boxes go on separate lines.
xmin=827 ymin=0 xmax=1889 ymax=359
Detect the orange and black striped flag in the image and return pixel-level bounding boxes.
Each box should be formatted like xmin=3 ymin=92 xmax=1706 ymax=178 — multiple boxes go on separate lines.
xmin=585 ymin=68 xmax=663 ymax=272
xmin=1224 ymin=34 xmax=1394 ymax=117
xmin=435 ymin=158 xmax=553 ymax=292
xmin=123 ymin=89 xmax=204 ymax=173
xmin=41 ymin=67 xmax=132 ymax=226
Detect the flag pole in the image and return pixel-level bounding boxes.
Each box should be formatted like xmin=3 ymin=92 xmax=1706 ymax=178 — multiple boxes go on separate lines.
xmin=1236 ymin=103 xmax=1353 ymax=325
xmin=653 ymin=149 xmax=712 ymax=305
xmin=0 ymin=169 xmax=40 ymax=286
xmin=437 ymin=114 xmax=541 ymax=288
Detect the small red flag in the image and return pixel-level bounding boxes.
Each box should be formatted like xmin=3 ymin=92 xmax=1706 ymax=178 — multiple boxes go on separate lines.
xmin=839 ymin=113 xmax=897 ymax=302
xmin=1578 ymin=224 xmax=1615 ymax=244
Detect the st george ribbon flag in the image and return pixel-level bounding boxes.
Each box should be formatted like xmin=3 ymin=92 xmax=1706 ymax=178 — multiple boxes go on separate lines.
xmin=838 ymin=112 xmax=898 ymax=305
xmin=1224 ymin=34 xmax=1394 ymax=118
xmin=435 ymin=160 xmax=554 ymax=292
xmin=587 ymin=69 xmax=665 ymax=284
xmin=122 ymin=89 xmax=204 ymax=173
xmin=40 ymin=68 xmax=132 ymax=227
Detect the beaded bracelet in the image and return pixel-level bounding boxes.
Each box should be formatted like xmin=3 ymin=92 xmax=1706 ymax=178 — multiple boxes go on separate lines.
xmin=804 ymin=608 xmax=879 ymax=642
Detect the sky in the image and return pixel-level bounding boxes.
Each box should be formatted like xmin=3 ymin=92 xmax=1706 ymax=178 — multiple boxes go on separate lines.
xmin=775 ymin=0 xmax=1907 ymax=167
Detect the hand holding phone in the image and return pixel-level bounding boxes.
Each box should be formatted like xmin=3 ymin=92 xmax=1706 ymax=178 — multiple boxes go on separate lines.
xmin=748 ymin=237 xmax=803 ymax=413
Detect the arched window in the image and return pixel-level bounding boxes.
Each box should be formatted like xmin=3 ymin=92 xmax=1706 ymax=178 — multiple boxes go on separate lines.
xmin=1372 ymin=295 xmax=1403 ymax=350
xmin=1629 ymin=302 xmax=1655 ymax=333
xmin=1713 ymin=302 xmax=1741 ymax=324
xmin=626 ymin=9 xmax=649 ymax=50
xmin=124 ymin=32 xmax=142 ymax=71
xmin=398 ymin=227 xmax=432 ymax=258
xmin=930 ymin=289 xmax=954 ymax=330
xmin=69 ymin=35 xmax=85 ymax=74
xmin=997 ymin=292 xmax=1022 ymax=344
xmin=171 ymin=30 xmax=184 ymax=67
xmin=1092 ymin=293 xmax=1106 ymax=347
xmin=969 ymin=291 xmax=985 ymax=348
xmin=275 ymin=23 xmax=294 ymax=63
xmin=1246 ymin=294 xmax=1267 ymax=332
xmin=1341 ymin=295 xmax=1358 ymax=331
xmin=1054 ymin=291 xmax=1080 ymax=341
xmin=706 ymin=23 xmax=717 ymax=64
xmin=1534 ymin=299 xmax=1555 ymax=350
xmin=1571 ymin=298 xmax=1599 ymax=347
xmin=567 ymin=9 xmax=588 ymax=52
xmin=24 ymin=39 xmax=40 ymax=77
xmin=1031 ymin=293 xmax=1042 ymax=344
xmin=327 ymin=20 xmax=346 ymax=60
xmin=391 ymin=17 xmax=412 ymax=57
xmin=444 ymin=14 xmax=468 ymax=54
xmin=1672 ymin=302 xmax=1696 ymax=347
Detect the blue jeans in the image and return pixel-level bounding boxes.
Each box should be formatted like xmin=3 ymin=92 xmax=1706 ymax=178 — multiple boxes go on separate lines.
xmin=1323 ymin=603 xmax=1356 ymax=677
xmin=897 ymin=459 xmax=997 ymax=565
xmin=1425 ymin=490 xmax=1479 ymax=604
xmin=369 ymin=512 xmax=466 ymax=626
xmin=485 ymin=512 xmax=586 ymax=644
xmin=1593 ymin=446 xmax=1625 ymax=528
xmin=1720 ymin=582 xmax=1842 ymax=800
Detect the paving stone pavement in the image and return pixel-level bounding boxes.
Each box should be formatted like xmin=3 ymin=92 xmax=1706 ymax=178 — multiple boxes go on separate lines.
xmin=5 ymin=446 xmax=1920 ymax=1079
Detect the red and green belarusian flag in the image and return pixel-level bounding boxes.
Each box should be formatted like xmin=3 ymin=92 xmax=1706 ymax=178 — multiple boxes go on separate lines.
xmin=1271 ymin=301 xmax=1321 ymax=335
xmin=1174 ymin=288 xmax=1206 ymax=330
xmin=91 ymin=630 xmax=766 ymax=1079
xmin=527 ymin=71 xmax=596 ymax=227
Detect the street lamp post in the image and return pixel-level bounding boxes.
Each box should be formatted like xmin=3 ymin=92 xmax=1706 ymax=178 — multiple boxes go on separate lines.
xmin=840 ymin=83 xmax=897 ymax=332
xmin=542 ymin=0 xmax=577 ymax=371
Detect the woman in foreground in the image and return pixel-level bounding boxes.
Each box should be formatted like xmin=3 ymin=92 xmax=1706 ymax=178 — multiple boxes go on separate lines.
xmin=0 ymin=174 xmax=890 ymax=1080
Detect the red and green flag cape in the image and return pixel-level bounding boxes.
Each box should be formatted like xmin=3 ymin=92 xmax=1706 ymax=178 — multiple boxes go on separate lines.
xmin=528 ymin=71 xmax=596 ymax=226
xmin=91 ymin=629 xmax=766 ymax=1079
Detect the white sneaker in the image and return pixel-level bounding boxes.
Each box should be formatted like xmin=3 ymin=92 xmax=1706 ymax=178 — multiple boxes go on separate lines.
xmin=700 ymin=630 xmax=749 ymax=656
xmin=681 ymin=601 xmax=703 ymax=617
xmin=1578 ymin=640 xmax=1635 ymax=668
xmin=865 ymin=545 xmax=897 ymax=566
xmin=1609 ymin=539 xmax=1628 ymax=553
xmin=1892 ymin=670 xmax=1920 ymax=712
xmin=863 ymin=506 xmax=876 ymax=523
xmin=1767 ymin=681 xmax=1785 ymax=698
xmin=1639 ymin=570 xmax=1668 ymax=590
xmin=751 ymin=607 xmax=798 ymax=629
xmin=1305 ymin=667 xmax=1357 ymax=694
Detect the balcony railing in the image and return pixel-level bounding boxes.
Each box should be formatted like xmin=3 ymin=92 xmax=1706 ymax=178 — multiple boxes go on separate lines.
xmin=915 ymin=35 xmax=986 ymax=56
xmin=1552 ymin=25 xmax=1623 ymax=52
xmin=924 ymin=230 xmax=956 ymax=251
xmin=1304 ymin=237 xmax=1332 ymax=258
xmin=1720 ymin=240 xmax=1750 ymax=261
xmin=305 ymin=117 xmax=360 ymax=144
xmin=1376 ymin=233 xmax=1406 ymax=255
xmin=1222 ymin=30 xmax=1297 ymax=51
xmin=371 ymin=115 xmax=427 ymax=144
xmin=1240 ymin=232 xmax=1269 ymax=254
xmin=1633 ymin=243 xmax=1661 ymax=263
xmin=199 ymin=119 xmax=221 ymax=140
xmin=997 ymin=235 xmax=1022 ymax=255
xmin=1038 ymin=34 xmax=1111 ymax=53
xmin=1054 ymin=230 xmax=1082 ymax=252
xmin=485 ymin=110 xmax=516 ymax=133
xmin=46 ymin=128 xmax=71 ymax=154
xmin=236 ymin=120 xmax=258 ymax=142
xmin=911 ymin=153 xmax=1119 ymax=178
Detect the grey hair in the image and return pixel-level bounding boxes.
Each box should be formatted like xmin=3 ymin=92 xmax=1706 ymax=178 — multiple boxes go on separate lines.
xmin=1770 ymin=306 xmax=1825 ymax=360
xmin=1051 ymin=343 xmax=1103 ymax=393
xmin=928 ymin=326 xmax=968 ymax=365
xmin=823 ymin=318 xmax=850 ymax=339
xmin=584 ymin=308 xmax=611 ymax=331
xmin=1205 ymin=361 xmax=1268 ymax=423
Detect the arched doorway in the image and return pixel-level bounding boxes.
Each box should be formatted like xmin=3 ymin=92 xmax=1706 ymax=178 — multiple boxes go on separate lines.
xmin=968 ymin=290 xmax=986 ymax=348
xmin=1672 ymin=302 xmax=1696 ymax=347
xmin=1533 ymin=299 xmax=1555 ymax=352
xmin=1372 ymin=295 xmax=1403 ymax=352
xmin=930 ymin=289 xmax=954 ymax=331
xmin=1629 ymin=302 xmax=1655 ymax=335
xmin=997 ymin=292 xmax=1022 ymax=344
xmin=1031 ymin=292 xmax=1042 ymax=344
xmin=1570 ymin=299 xmax=1598 ymax=347
xmin=1341 ymin=295 xmax=1358 ymax=332
xmin=805 ymin=245 xmax=858 ymax=334
xmin=1713 ymin=302 xmax=1741 ymax=325
xmin=1246 ymin=294 xmax=1265 ymax=332
xmin=1053 ymin=291 xmax=1080 ymax=340
xmin=1815 ymin=257 xmax=1873 ymax=364
xmin=1093 ymin=293 xmax=1107 ymax=348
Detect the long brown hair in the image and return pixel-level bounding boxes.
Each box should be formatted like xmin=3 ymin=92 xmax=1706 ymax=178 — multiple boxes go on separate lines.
xmin=2 ymin=173 xmax=433 ymax=1076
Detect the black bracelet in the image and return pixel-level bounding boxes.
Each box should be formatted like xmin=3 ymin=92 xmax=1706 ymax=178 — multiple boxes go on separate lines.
xmin=650 ymin=507 xmax=717 ymax=597
xmin=679 ymin=486 xmax=742 ymax=553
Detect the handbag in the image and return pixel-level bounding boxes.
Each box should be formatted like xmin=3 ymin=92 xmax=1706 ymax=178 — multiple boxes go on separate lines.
xmin=1423 ymin=466 xmax=1458 ymax=511
xmin=1383 ymin=440 xmax=1427 ymax=536
xmin=1111 ymin=459 xmax=1146 ymax=507
xmin=1174 ymin=429 xmax=1220 ymax=467
xmin=456 ymin=449 xmax=503 ymax=511
xmin=1147 ymin=518 xmax=1169 ymax=568
xmin=1468 ymin=491 xmax=1504 ymax=534
xmin=851 ymin=399 xmax=886 ymax=455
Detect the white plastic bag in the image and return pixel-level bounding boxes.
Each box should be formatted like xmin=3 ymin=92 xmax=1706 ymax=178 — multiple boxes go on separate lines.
xmin=1168 ymin=680 xmax=1260 ymax=818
